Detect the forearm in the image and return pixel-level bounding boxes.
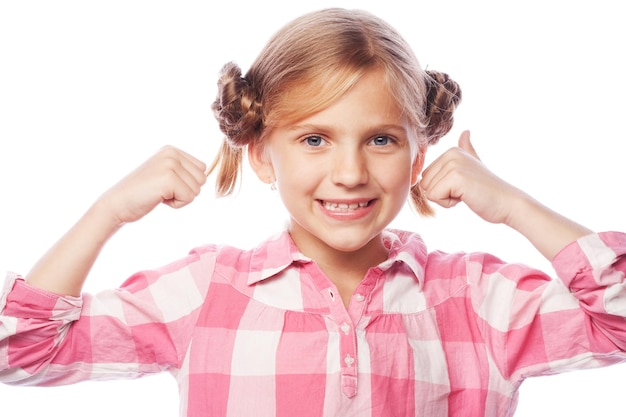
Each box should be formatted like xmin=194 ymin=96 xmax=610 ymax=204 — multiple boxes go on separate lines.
xmin=505 ymin=191 xmax=592 ymax=261
xmin=24 ymin=147 xmax=206 ymax=296
xmin=25 ymin=199 xmax=122 ymax=296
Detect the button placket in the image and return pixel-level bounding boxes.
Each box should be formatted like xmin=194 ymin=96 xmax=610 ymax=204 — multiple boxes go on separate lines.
xmin=338 ymin=322 xmax=358 ymax=398
xmin=320 ymin=269 xmax=379 ymax=399
xmin=325 ymin=288 xmax=359 ymax=398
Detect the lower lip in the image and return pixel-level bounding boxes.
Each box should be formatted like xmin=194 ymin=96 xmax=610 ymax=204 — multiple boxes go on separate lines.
xmin=317 ymin=200 xmax=376 ymax=221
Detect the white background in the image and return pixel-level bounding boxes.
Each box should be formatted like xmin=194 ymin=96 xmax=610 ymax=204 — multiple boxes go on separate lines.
xmin=1 ymin=1 xmax=624 ymax=416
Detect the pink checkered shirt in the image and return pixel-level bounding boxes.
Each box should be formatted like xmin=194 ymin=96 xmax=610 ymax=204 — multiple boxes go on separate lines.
xmin=2 ymin=229 xmax=626 ymax=416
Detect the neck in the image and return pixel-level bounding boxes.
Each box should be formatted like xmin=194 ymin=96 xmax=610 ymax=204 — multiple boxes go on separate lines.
xmin=290 ymin=231 xmax=389 ymax=306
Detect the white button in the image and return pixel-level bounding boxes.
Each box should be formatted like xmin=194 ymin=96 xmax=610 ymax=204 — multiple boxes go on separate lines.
xmin=341 ymin=322 xmax=350 ymax=334
xmin=354 ymin=294 xmax=365 ymax=302
xmin=344 ymin=354 xmax=355 ymax=366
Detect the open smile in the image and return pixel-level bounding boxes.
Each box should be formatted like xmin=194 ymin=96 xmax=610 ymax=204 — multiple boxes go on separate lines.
xmin=318 ymin=199 xmax=374 ymax=212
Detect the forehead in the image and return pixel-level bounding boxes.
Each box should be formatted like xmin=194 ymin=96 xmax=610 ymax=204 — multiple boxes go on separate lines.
xmin=269 ymin=67 xmax=406 ymax=128
xmin=302 ymin=70 xmax=405 ymax=124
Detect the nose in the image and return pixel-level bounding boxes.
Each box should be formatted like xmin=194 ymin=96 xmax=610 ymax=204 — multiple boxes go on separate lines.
xmin=330 ymin=145 xmax=369 ymax=187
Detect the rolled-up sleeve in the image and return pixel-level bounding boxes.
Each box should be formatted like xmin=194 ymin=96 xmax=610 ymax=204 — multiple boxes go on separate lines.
xmin=554 ymin=232 xmax=626 ymax=350
xmin=465 ymin=232 xmax=626 ymax=385
xmin=0 ymin=245 xmax=216 ymax=387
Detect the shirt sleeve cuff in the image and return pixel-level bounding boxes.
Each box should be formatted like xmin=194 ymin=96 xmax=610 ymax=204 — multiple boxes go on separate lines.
xmin=1 ymin=272 xmax=82 ymax=321
xmin=552 ymin=231 xmax=626 ymax=289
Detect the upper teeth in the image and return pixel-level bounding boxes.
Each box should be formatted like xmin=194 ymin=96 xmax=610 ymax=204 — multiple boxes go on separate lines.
xmin=323 ymin=201 xmax=369 ymax=210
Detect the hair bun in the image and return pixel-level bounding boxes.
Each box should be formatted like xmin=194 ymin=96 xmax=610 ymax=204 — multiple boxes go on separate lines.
xmin=424 ymin=70 xmax=462 ymax=145
xmin=211 ymin=62 xmax=263 ymax=147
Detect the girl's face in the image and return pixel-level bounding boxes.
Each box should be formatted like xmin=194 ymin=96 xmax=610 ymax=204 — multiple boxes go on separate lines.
xmin=250 ymin=69 xmax=425 ymax=262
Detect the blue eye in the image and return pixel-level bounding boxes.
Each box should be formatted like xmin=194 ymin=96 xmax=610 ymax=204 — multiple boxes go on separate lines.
xmin=370 ymin=135 xmax=391 ymax=146
xmin=304 ymin=135 xmax=325 ymax=147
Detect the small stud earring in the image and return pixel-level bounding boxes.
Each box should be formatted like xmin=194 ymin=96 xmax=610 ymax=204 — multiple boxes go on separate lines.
xmin=270 ymin=181 xmax=277 ymax=191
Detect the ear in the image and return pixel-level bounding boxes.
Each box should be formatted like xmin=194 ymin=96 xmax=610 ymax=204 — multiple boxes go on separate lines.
xmin=248 ymin=140 xmax=275 ymax=184
xmin=410 ymin=145 xmax=426 ymax=187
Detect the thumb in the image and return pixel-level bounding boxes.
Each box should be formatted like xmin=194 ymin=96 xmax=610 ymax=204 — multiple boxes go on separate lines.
xmin=458 ymin=130 xmax=480 ymax=160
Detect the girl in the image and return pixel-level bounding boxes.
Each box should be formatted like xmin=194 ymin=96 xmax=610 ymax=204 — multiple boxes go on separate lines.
xmin=1 ymin=7 xmax=625 ymax=417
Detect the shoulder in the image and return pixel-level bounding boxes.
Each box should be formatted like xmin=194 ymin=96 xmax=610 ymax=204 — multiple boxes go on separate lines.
xmin=188 ymin=230 xmax=298 ymax=285
xmin=383 ymin=228 xmax=472 ymax=275
xmin=385 ymin=228 xmax=550 ymax=291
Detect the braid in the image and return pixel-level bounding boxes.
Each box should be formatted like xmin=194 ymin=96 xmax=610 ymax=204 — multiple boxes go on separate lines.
xmin=423 ymin=70 xmax=462 ymax=145
xmin=212 ymin=62 xmax=263 ymax=146
xmin=208 ymin=62 xmax=264 ymax=196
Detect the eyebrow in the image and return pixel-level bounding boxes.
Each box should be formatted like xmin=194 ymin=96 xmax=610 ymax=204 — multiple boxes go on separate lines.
xmin=288 ymin=123 xmax=409 ymax=135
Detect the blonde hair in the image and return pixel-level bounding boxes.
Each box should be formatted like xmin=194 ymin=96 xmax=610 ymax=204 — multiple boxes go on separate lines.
xmin=210 ymin=8 xmax=461 ymax=215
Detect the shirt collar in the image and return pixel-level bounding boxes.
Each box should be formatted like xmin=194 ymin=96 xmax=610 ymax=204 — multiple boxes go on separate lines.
xmin=247 ymin=231 xmax=311 ymax=285
xmin=247 ymin=229 xmax=428 ymax=286
xmin=379 ymin=229 xmax=428 ymax=288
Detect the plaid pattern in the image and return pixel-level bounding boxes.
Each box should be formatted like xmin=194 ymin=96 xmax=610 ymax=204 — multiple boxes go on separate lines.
xmin=2 ymin=230 xmax=626 ymax=416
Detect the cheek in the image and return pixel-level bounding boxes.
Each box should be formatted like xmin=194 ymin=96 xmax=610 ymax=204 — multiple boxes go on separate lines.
xmin=273 ymin=156 xmax=316 ymax=196
xmin=375 ymin=155 xmax=414 ymax=188
xmin=272 ymin=157 xmax=295 ymax=184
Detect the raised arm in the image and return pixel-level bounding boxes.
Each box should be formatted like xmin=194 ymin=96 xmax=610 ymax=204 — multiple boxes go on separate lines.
xmin=419 ymin=131 xmax=592 ymax=260
xmin=25 ymin=146 xmax=207 ymax=296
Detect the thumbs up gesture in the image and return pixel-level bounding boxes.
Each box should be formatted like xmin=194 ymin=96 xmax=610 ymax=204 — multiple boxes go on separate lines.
xmin=419 ymin=130 xmax=525 ymax=225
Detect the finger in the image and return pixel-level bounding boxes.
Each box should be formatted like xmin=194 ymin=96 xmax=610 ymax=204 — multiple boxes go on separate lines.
xmin=161 ymin=171 xmax=201 ymax=209
xmin=423 ymin=178 xmax=462 ymax=208
xmin=420 ymin=162 xmax=462 ymax=209
xmin=150 ymin=152 xmax=205 ymax=209
xmin=157 ymin=146 xmax=207 ymax=189
xmin=176 ymin=147 xmax=208 ymax=174
xmin=175 ymin=165 xmax=204 ymax=196
xmin=458 ymin=130 xmax=480 ymax=161
xmin=419 ymin=145 xmax=461 ymax=192
xmin=419 ymin=151 xmax=445 ymax=191
xmin=178 ymin=154 xmax=208 ymax=187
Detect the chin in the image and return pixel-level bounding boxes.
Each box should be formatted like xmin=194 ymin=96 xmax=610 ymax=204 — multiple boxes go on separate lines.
xmin=323 ymin=233 xmax=382 ymax=254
